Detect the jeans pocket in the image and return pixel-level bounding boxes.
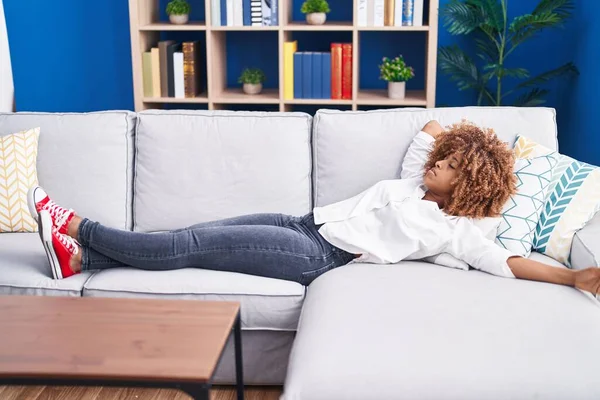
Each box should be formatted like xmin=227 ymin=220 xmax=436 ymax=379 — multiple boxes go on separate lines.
xmin=300 ymin=260 xmax=337 ymax=285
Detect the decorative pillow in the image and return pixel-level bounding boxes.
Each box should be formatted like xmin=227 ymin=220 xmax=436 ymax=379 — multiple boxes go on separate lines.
xmin=494 ymin=149 xmax=559 ymax=257
xmin=0 ymin=127 xmax=40 ymax=232
xmin=514 ymin=135 xmax=600 ymax=265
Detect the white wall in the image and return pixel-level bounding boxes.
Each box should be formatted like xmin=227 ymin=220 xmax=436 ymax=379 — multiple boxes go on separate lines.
xmin=0 ymin=0 xmax=14 ymax=112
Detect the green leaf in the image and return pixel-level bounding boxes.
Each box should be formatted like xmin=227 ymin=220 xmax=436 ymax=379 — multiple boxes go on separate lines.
xmin=442 ymin=0 xmax=486 ymax=35
xmin=466 ymin=0 xmax=504 ymax=32
xmin=533 ymin=0 xmax=574 ymax=18
xmin=516 ymin=62 xmax=578 ymax=89
xmin=513 ymin=88 xmax=550 ymax=106
xmin=474 ymin=37 xmax=498 ymax=61
xmin=509 ymin=12 xmax=565 ymax=47
xmin=438 ymin=46 xmax=480 ymax=90
xmin=502 ymin=67 xmax=530 ymax=78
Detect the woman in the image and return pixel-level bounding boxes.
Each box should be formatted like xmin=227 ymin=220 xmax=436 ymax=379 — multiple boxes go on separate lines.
xmin=29 ymin=120 xmax=600 ymax=295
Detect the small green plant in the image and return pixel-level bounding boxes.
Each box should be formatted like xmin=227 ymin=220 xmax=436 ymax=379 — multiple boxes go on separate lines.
xmin=301 ymin=0 xmax=331 ymax=14
xmin=379 ymin=55 xmax=415 ymax=82
xmin=166 ymin=0 xmax=191 ymax=15
xmin=238 ymin=68 xmax=266 ymax=84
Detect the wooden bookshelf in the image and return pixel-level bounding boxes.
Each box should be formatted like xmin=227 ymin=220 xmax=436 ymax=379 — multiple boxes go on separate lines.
xmin=128 ymin=0 xmax=439 ymax=111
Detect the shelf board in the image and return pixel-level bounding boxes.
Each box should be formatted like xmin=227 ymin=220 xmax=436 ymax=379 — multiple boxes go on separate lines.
xmin=357 ymin=25 xmax=429 ymax=31
xmin=285 ymin=98 xmax=353 ymax=105
xmin=139 ymin=22 xmax=207 ymax=31
xmin=143 ymin=96 xmax=209 ymax=103
xmin=210 ymin=25 xmax=279 ymax=31
xmin=356 ymin=89 xmax=427 ymax=106
xmin=284 ymin=22 xmax=353 ymax=31
xmin=214 ymin=88 xmax=280 ymax=104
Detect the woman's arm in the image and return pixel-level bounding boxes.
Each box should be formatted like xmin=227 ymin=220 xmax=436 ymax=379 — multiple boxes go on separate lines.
xmin=400 ymin=121 xmax=443 ymax=179
xmin=508 ymin=256 xmax=600 ymax=294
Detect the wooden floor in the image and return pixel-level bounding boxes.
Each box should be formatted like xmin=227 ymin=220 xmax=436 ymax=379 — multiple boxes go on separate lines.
xmin=0 ymin=386 xmax=282 ymax=400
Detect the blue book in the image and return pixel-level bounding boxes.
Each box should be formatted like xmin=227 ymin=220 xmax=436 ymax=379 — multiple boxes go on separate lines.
xmin=302 ymin=52 xmax=313 ymax=99
xmin=402 ymin=0 xmax=414 ymax=26
xmin=243 ymin=0 xmax=252 ymax=25
xmin=272 ymin=0 xmax=278 ymax=26
xmin=321 ymin=52 xmax=331 ymax=99
xmin=221 ymin=0 xmax=227 ymax=25
xmin=312 ymin=52 xmax=323 ymax=99
xmin=294 ymin=52 xmax=303 ymax=99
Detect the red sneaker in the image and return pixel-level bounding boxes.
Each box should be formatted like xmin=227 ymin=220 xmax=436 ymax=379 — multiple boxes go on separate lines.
xmin=39 ymin=210 xmax=80 ymax=279
xmin=28 ymin=186 xmax=75 ymax=235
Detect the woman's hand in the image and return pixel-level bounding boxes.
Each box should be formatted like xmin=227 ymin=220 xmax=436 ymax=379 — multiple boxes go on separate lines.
xmin=574 ymin=268 xmax=600 ymax=295
xmin=421 ymin=120 xmax=444 ymax=139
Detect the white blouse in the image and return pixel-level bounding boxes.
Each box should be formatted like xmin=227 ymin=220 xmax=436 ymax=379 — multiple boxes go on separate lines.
xmin=313 ymin=131 xmax=516 ymax=278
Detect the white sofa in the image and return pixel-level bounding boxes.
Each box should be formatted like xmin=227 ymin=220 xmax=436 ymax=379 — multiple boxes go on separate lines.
xmin=1 ymin=108 xmax=599 ymax=398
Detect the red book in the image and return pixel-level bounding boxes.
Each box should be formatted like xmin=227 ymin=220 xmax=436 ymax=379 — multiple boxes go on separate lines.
xmin=330 ymin=43 xmax=343 ymax=100
xmin=341 ymin=43 xmax=352 ymax=100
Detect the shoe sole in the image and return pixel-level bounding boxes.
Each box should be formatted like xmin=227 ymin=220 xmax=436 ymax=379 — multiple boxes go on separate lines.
xmin=27 ymin=185 xmax=42 ymax=223
xmin=39 ymin=211 xmax=63 ymax=280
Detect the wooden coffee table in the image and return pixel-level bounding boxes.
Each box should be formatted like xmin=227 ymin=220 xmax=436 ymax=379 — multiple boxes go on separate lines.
xmin=0 ymin=295 xmax=244 ymax=400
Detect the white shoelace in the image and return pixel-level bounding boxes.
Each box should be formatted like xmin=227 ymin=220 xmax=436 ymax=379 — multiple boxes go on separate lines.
xmin=44 ymin=201 xmax=73 ymax=228
xmin=54 ymin=228 xmax=80 ymax=255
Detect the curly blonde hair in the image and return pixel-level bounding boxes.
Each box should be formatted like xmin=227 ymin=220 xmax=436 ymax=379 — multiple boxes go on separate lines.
xmin=423 ymin=121 xmax=517 ymax=218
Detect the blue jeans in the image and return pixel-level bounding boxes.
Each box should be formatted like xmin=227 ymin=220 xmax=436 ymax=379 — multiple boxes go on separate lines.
xmin=78 ymin=212 xmax=356 ymax=285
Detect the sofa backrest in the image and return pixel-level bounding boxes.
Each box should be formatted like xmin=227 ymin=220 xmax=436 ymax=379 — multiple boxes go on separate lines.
xmin=312 ymin=107 xmax=558 ymax=207
xmin=133 ymin=110 xmax=312 ymax=232
xmin=0 ymin=111 xmax=136 ymax=230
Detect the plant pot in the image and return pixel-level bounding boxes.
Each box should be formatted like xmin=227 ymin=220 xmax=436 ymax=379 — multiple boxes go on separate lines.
xmin=306 ymin=12 xmax=326 ymax=25
xmin=169 ymin=14 xmax=189 ymax=24
xmin=388 ymin=81 xmax=406 ymax=99
xmin=243 ymin=83 xmax=263 ymax=95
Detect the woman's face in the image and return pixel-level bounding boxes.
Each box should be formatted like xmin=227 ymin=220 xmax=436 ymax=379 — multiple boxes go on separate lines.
xmin=424 ymin=153 xmax=462 ymax=197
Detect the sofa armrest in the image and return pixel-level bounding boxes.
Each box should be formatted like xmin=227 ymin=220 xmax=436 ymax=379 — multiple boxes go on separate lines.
xmin=570 ymin=213 xmax=600 ymax=270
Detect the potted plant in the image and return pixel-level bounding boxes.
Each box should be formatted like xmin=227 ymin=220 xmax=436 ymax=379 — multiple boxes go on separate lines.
xmin=166 ymin=0 xmax=191 ymax=25
xmin=238 ymin=68 xmax=266 ymax=95
xmin=379 ymin=55 xmax=415 ymax=99
xmin=301 ymin=0 xmax=331 ymax=25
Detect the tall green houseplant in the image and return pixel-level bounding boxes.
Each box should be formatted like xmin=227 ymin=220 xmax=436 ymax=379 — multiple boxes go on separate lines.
xmin=438 ymin=0 xmax=578 ymax=106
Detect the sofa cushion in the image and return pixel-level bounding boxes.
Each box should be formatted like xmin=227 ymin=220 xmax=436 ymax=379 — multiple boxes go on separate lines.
xmin=0 ymin=111 xmax=136 ymax=230
xmin=312 ymin=107 xmax=558 ymax=207
xmin=82 ymin=267 xmax=305 ymax=331
xmin=283 ymin=259 xmax=600 ymax=400
xmin=134 ymin=110 xmax=312 ymax=232
xmin=0 ymin=233 xmax=93 ymax=296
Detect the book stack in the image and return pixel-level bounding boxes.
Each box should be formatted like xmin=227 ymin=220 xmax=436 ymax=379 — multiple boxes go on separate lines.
xmin=283 ymin=42 xmax=352 ymax=100
xmin=142 ymin=41 xmax=204 ymax=98
xmin=212 ymin=0 xmax=278 ymax=26
xmin=356 ymin=0 xmax=424 ymax=27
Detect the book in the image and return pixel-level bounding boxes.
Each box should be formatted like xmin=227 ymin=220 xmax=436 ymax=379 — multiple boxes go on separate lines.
xmin=142 ymin=52 xmax=153 ymax=98
xmin=357 ymin=0 xmax=367 ymax=26
xmin=341 ymin=43 xmax=352 ymax=100
xmin=374 ymin=0 xmax=385 ymax=26
xmin=173 ymin=52 xmax=185 ymax=98
xmin=226 ymin=0 xmax=234 ymax=25
xmin=233 ymin=0 xmax=243 ymax=26
xmin=321 ymin=52 xmax=331 ymax=99
xmin=283 ymin=41 xmax=297 ymax=100
xmin=251 ymin=0 xmax=262 ymax=26
xmin=293 ymin=52 xmax=303 ymax=98
xmin=302 ymin=52 xmax=313 ymax=99
xmin=158 ymin=40 xmax=175 ymax=97
xmin=183 ymin=41 xmax=202 ymax=98
xmin=402 ymin=0 xmax=414 ymax=26
xmin=367 ymin=0 xmax=375 ymax=27
xmin=212 ymin=0 xmax=221 ymax=26
xmin=262 ymin=0 xmax=273 ymax=26
xmin=312 ymin=52 xmax=323 ymax=99
xmin=271 ymin=0 xmax=278 ymax=26
xmin=413 ymin=0 xmax=424 ymax=26
xmin=384 ymin=0 xmax=395 ymax=26
xmin=394 ymin=0 xmax=404 ymax=26
xmin=150 ymin=47 xmax=161 ymax=98
xmin=243 ymin=0 xmax=252 ymax=25
xmin=330 ymin=43 xmax=342 ymax=100
xmin=221 ymin=0 xmax=227 ymax=25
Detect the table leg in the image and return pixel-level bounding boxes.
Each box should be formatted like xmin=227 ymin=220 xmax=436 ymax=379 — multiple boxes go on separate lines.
xmin=234 ymin=311 xmax=244 ymax=400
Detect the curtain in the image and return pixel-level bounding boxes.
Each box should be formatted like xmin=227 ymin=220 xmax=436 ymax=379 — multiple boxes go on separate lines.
xmin=0 ymin=0 xmax=14 ymax=112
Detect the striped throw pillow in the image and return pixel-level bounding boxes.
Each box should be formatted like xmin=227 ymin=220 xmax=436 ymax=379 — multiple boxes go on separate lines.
xmin=514 ymin=135 xmax=600 ymax=265
xmin=0 ymin=127 xmax=40 ymax=232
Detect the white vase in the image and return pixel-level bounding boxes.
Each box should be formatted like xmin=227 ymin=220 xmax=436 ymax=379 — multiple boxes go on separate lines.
xmin=169 ymin=14 xmax=189 ymax=25
xmin=306 ymin=12 xmax=326 ymax=25
xmin=243 ymin=83 xmax=263 ymax=95
xmin=388 ymin=81 xmax=406 ymax=99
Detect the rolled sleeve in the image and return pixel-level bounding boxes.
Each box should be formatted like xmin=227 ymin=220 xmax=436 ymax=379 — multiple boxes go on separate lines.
xmin=400 ymin=131 xmax=435 ymax=179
